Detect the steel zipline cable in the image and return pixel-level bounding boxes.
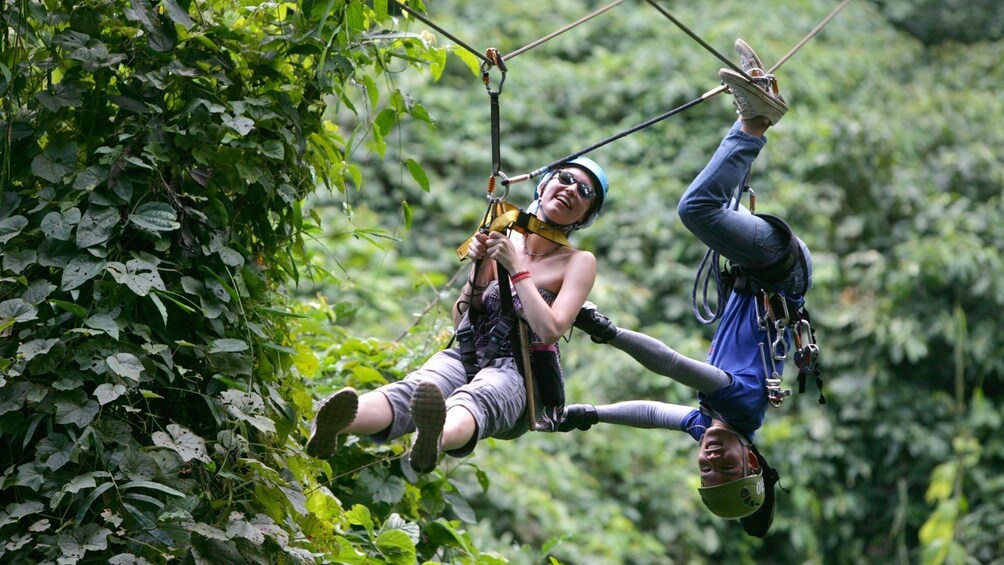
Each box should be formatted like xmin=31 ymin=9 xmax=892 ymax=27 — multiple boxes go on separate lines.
xmin=389 ymin=0 xmax=627 ymax=66
xmin=502 ymin=0 xmax=628 ymax=61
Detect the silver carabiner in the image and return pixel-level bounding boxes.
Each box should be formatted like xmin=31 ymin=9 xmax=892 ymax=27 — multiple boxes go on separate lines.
xmin=771 ymin=321 xmax=788 ymax=360
xmin=494 ymin=170 xmax=510 ymax=201
xmin=755 ymin=294 xmax=769 ymax=331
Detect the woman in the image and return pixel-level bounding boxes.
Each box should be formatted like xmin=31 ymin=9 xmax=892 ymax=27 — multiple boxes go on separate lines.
xmin=306 ymin=157 xmax=610 ymax=473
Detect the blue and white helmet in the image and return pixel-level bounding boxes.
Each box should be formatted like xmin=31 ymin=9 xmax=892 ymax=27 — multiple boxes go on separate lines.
xmin=530 ymin=156 xmax=610 ymax=231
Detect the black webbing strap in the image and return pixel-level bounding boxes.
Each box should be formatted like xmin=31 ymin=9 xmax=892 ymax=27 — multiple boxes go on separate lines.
xmin=455 ymin=315 xmax=479 ymax=381
xmin=497 ymin=262 xmax=539 ymax=426
xmin=489 ymin=90 xmax=502 ymax=177
xmin=482 ymin=48 xmax=506 ymax=179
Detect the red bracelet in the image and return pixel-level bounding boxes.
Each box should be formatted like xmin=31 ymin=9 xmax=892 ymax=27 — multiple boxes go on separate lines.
xmin=510 ymin=270 xmax=532 ymax=284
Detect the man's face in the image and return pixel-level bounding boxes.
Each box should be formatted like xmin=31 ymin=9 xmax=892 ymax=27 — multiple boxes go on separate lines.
xmin=697 ymin=423 xmax=757 ymax=487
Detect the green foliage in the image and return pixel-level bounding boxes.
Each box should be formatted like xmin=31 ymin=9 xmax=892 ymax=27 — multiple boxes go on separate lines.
xmin=870 ymin=0 xmax=1004 ymax=44
xmin=0 ymin=0 xmax=467 ymax=562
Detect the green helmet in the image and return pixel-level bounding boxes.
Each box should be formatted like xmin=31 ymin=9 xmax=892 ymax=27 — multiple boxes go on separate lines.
xmin=698 ymin=474 xmax=766 ymax=519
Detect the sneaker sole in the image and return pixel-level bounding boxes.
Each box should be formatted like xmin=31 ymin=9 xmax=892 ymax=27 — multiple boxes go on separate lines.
xmin=305 ymin=388 xmax=359 ymax=458
xmin=734 ymin=39 xmax=765 ymax=75
xmin=409 ymin=382 xmax=446 ymax=473
xmin=719 ymin=69 xmax=788 ymax=125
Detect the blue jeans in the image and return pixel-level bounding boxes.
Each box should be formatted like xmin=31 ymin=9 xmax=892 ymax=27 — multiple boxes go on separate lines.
xmin=678 ymin=121 xmax=812 ymax=294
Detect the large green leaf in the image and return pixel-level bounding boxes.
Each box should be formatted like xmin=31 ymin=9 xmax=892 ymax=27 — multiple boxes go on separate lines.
xmin=30 ymin=141 xmax=78 ymax=183
xmin=105 ymin=258 xmax=165 ymax=296
xmin=128 ymin=202 xmax=180 ymax=232
xmin=0 ymin=381 xmax=34 ymax=416
xmin=0 ymin=299 xmax=39 ymax=323
xmin=75 ymin=206 xmax=120 ymax=248
xmin=3 ymin=249 xmax=37 ymax=273
xmin=61 ymin=255 xmax=106 ymax=290
xmin=56 ymin=524 xmax=111 ymax=560
xmin=209 ymin=338 xmax=248 ymax=353
xmin=35 ymin=81 xmax=84 ymax=111
xmin=0 ymin=215 xmax=28 ymax=244
xmin=374 ymin=529 xmax=416 ymax=565
xmin=17 ymin=338 xmax=60 ymax=361
xmin=220 ymin=390 xmax=276 ymax=433
xmin=54 ymin=393 xmax=100 ymax=428
xmin=0 ymin=501 xmax=45 ymax=528
xmin=120 ymin=480 xmax=187 ymax=498
xmin=93 ymin=383 xmax=127 ymax=405
xmin=106 ymin=353 xmax=143 ymax=380
xmin=41 ymin=208 xmax=81 ymax=240
xmin=62 ymin=472 xmax=112 ymax=495
xmin=226 ymin=514 xmax=264 ymax=545
xmin=151 ymin=424 xmax=211 ymax=463
xmin=84 ymin=313 xmax=120 ymax=340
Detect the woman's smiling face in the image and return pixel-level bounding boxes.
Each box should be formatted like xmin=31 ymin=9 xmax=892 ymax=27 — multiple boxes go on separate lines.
xmin=538 ymin=166 xmax=596 ymax=226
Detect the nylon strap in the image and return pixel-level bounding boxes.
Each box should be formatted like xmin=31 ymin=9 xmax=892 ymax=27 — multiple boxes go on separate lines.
xmin=455 ymin=201 xmax=571 ymax=261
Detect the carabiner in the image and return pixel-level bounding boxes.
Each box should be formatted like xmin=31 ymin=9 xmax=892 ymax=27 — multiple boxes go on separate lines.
xmin=492 ymin=170 xmax=510 ymax=201
xmin=480 ymin=48 xmax=507 ymax=94
xmin=771 ymin=324 xmax=788 ymax=361
xmin=755 ymin=293 xmax=769 ymax=331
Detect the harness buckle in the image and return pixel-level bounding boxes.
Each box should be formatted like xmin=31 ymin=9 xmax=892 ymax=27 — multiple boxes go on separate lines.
xmin=766 ymin=373 xmax=791 ymax=407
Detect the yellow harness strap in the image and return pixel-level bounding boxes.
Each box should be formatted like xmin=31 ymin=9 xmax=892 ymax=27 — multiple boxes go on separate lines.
xmin=455 ymin=201 xmax=571 ymax=261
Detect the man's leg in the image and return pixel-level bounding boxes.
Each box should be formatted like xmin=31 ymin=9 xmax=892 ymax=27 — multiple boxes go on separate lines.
xmin=559 ymin=401 xmax=695 ymax=432
xmin=575 ymin=303 xmax=731 ymax=393
xmin=676 ymin=121 xmax=791 ymax=270
xmin=677 ymin=39 xmax=793 ymax=270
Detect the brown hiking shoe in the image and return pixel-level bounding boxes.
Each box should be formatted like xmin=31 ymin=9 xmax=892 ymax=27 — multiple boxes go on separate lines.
xmin=409 ymin=381 xmax=446 ymax=473
xmin=305 ymin=388 xmax=359 ymax=459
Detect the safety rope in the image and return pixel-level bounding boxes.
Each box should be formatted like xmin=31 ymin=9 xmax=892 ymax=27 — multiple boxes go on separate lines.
xmin=643 ymin=0 xmax=753 ymax=82
xmin=502 ymin=0 xmax=627 ymax=61
xmin=502 ymin=91 xmax=715 ymax=188
xmin=691 ymin=170 xmax=752 ymax=325
xmin=388 ymin=0 xmax=493 ymax=65
xmin=768 ymin=0 xmax=853 ymax=74
xmin=482 ymin=48 xmax=507 ymax=185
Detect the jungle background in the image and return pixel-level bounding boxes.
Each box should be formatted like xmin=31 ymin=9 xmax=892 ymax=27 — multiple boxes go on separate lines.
xmin=2 ymin=0 xmax=1003 ymax=563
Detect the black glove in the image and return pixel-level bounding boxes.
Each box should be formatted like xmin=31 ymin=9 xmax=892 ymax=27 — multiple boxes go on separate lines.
xmin=573 ymin=302 xmax=618 ymax=344
xmin=556 ymin=404 xmax=599 ymax=432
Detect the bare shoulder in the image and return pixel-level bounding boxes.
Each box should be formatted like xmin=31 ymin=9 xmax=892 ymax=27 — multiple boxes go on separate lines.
xmin=567 ymin=248 xmax=597 ymax=270
xmin=561 ymin=248 xmax=597 ymax=285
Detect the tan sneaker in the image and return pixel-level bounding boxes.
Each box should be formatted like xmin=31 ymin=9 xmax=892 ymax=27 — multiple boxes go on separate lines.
xmin=734 ymin=38 xmax=766 ymax=77
xmin=306 ymin=388 xmax=359 ymax=458
xmin=409 ymin=381 xmax=446 ymax=473
xmin=719 ymin=68 xmax=788 ymax=125
xmin=734 ymin=37 xmax=763 ymax=76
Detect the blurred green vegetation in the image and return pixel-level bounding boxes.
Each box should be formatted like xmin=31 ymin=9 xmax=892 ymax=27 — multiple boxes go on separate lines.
xmin=297 ymin=0 xmax=1004 ymax=563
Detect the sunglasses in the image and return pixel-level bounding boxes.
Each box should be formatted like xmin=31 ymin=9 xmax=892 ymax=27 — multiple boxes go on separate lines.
xmin=554 ymin=170 xmax=595 ymax=201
